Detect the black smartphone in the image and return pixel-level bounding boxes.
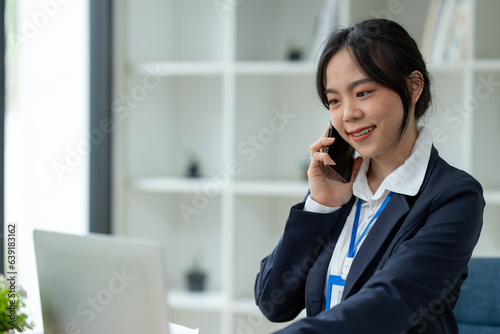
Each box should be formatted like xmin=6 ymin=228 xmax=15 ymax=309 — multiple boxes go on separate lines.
xmin=324 ymin=122 xmax=355 ymax=182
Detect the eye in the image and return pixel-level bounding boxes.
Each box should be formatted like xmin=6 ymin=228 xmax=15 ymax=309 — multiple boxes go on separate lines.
xmin=328 ymin=98 xmax=340 ymax=106
xmin=357 ymin=90 xmax=373 ymax=98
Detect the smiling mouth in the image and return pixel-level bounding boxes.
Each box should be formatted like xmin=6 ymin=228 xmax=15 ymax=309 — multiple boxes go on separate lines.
xmin=352 ymin=126 xmax=374 ymax=137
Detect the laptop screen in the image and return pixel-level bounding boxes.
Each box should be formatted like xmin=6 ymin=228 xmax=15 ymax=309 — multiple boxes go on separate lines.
xmin=33 ymin=230 xmax=170 ymax=334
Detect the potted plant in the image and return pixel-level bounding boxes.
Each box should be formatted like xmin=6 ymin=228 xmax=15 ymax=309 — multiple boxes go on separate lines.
xmin=185 ymin=149 xmax=201 ymax=178
xmin=186 ymin=257 xmax=207 ymax=292
xmin=0 ymin=275 xmax=34 ymax=333
xmin=286 ymin=39 xmax=303 ymax=61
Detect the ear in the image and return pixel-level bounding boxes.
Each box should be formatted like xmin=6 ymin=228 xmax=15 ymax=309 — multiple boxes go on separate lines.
xmin=407 ymin=70 xmax=424 ymax=105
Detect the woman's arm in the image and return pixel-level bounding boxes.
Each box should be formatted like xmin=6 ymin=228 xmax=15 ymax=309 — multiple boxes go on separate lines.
xmin=254 ymin=202 xmax=348 ymax=322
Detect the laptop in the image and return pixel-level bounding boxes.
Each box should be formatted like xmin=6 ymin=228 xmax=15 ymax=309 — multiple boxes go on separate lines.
xmin=33 ymin=229 xmax=171 ymax=334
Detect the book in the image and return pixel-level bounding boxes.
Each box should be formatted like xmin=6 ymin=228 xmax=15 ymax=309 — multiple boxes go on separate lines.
xmin=421 ymin=0 xmax=469 ymax=64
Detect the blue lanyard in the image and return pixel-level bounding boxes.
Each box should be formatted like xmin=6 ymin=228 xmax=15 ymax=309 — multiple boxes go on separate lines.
xmin=348 ymin=191 xmax=394 ymax=258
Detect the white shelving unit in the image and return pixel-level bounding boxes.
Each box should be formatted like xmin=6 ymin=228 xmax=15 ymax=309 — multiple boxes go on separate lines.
xmin=113 ymin=1 xmax=500 ymax=333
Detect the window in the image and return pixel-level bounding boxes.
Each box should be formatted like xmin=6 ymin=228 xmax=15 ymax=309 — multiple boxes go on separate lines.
xmin=4 ymin=0 xmax=89 ymax=330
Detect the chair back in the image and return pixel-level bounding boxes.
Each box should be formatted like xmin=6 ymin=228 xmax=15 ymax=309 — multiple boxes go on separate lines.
xmin=454 ymin=257 xmax=500 ymax=333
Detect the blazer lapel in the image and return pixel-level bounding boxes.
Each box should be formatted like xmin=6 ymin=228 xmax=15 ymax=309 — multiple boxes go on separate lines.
xmin=342 ymin=193 xmax=410 ymax=298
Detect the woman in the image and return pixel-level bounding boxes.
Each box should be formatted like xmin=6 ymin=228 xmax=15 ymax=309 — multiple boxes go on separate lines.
xmin=254 ymin=19 xmax=484 ymax=333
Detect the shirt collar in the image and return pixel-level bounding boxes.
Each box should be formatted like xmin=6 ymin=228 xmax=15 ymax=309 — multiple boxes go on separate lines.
xmin=353 ymin=126 xmax=433 ymax=201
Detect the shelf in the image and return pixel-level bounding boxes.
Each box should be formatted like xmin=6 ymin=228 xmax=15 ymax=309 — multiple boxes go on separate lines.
xmin=425 ymin=59 xmax=500 ymax=73
xmin=168 ymin=290 xmax=225 ymax=311
xmin=234 ymin=180 xmax=308 ymax=197
xmin=472 ymin=59 xmax=500 ymax=71
xmin=116 ymin=2 xmax=500 ymax=333
xmin=132 ymin=59 xmax=500 ymax=76
xmin=132 ymin=59 xmax=500 ymax=77
xmin=132 ymin=61 xmax=318 ymax=76
xmin=133 ymin=62 xmax=225 ymax=76
xmin=131 ymin=177 xmax=223 ymax=194
xmin=235 ymin=61 xmax=316 ymax=75
xmin=131 ymin=177 xmax=309 ymax=197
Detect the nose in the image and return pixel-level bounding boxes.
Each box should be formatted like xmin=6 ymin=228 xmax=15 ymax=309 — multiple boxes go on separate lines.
xmin=342 ymin=99 xmax=363 ymax=123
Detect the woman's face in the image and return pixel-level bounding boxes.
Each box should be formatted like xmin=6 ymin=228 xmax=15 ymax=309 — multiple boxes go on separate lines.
xmin=324 ymin=49 xmax=417 ymax=163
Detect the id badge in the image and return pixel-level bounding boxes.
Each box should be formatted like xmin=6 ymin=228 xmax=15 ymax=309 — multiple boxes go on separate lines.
xmin=325 ymin=275 xmax=345 ymax=310
xmin=341 ymin=256 xmax=354 ymax=281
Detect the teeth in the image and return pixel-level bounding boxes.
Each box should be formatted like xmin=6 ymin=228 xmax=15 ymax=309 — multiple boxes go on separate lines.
xmin=353 ymin=127 xmax=373 ymax=137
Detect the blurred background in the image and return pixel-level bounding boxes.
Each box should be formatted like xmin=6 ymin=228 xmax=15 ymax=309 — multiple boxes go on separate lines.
xmin=2 ymin=0 xmax=500 ymax=333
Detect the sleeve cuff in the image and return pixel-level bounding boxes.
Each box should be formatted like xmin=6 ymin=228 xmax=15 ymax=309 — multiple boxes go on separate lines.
xmin=303 ymin=195 xmax=340 ymax=214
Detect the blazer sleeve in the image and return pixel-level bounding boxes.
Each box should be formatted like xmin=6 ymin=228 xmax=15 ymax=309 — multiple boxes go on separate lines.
xmin=254 ymin=201 xmax=346 ymax=322
xmin=273 ymin=175 xmax=484 ymax=333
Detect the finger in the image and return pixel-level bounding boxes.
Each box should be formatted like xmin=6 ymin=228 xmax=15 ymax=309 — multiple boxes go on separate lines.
xmin=349 ymin=156 xmax=364 ymax=183
xmin=310 ymin=137 xmax=335 ymax=157
xmin=311 ymin=151 xmax=335 ymax=166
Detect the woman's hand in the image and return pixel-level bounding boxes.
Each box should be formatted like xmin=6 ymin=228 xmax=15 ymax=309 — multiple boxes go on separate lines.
xmin=308 ymin=124 xmax=363 ymax=207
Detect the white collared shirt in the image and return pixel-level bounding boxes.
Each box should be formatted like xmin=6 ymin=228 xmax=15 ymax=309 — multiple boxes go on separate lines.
xmin=303 ymin=126 xmax=433 ymax=307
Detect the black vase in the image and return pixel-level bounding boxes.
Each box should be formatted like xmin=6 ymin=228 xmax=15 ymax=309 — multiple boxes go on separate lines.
xmin=287 ymin=51 xmax=302 ymax=61
xmin=187 ymin=162 xmax=200 ymax=178
xmin=187 ymin=272 xmax=206 ymax=292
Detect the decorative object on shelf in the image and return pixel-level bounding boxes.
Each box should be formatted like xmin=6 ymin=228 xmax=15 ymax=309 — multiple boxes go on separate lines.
xmin=185 ymin=149 xmax=201 ymax=178
xmin=286 ymin=39 xmax=304 ymax=61
xmin=185 ymin=257 xmax=207 ymax=292
xmin=0 ymin=275 xmax=34 ymax=333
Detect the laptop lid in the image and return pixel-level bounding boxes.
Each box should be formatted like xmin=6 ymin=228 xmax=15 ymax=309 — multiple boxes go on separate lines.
xmin=33 ymin=229 xmax=170 ymax=334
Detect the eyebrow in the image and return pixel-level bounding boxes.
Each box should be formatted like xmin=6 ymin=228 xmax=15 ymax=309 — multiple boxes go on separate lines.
xmin=324 ymin=78 xmax=373 ymax=94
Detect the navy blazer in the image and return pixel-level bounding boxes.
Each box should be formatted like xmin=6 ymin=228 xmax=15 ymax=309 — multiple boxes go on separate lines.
xmin=255 ymin=147 xmax=484 ymax=333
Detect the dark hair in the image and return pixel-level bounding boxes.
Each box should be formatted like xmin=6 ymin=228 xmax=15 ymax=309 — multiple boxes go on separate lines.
xmin=316 ymin=18 xmax=432 ymax=141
